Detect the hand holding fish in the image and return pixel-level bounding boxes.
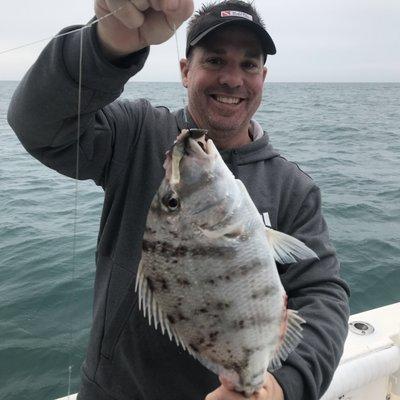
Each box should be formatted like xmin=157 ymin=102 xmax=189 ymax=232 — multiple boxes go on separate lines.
xmin=205 ymin=374 xmax=284 ymax=400
xmin=95 ymin=0 xmax=194 ymax=60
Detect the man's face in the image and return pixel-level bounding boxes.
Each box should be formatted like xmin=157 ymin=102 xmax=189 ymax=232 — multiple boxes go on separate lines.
xmin=180 ymin=25 xmax=267 ymax=148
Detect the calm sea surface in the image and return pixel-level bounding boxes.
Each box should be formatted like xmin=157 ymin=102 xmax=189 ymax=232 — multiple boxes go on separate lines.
xmin=1 ymin=81 xmax=399 ymax=399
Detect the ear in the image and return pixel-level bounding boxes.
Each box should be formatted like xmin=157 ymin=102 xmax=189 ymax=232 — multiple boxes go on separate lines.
xmin=262 ymin=66 xmax=268 ymax=82
xmin=180 ymin=58 xmax=189 ymax=88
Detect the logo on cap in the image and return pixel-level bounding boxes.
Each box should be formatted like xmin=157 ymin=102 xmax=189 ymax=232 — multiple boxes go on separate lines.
xmin=220 ymin=10 xmax=253 ymax=21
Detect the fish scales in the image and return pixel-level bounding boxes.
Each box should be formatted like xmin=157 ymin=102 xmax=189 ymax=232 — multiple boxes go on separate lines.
xmin=136 ymin=129 xmax=318 ymax=396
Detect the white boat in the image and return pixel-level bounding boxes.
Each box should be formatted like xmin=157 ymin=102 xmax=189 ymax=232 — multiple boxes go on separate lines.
xmin=322 ymin=301 xmax=400 ymax=400
xmin=56 ymin=302 xmax=400 ymax=400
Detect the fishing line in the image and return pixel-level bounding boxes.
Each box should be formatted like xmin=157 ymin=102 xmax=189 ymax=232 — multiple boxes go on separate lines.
xmin=66 ymin=23 xmax=85 ymax=399
xmin=0 ymin=5 xmax=126 ymax=56
xmin=173 ymin=23 xmax=189 ymax=127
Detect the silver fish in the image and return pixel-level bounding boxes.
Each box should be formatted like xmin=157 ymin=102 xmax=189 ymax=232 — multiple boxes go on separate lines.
xmin=136 ymin=129 xmax=318 ymax=396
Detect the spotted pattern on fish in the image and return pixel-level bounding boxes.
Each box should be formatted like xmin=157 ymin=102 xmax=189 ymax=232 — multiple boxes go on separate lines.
xmin=142 ymin=239 xmax=236 ymax=259
xmin=144 ymin=226 xmax=157 ymax=235
xmin=142 ymin=275 xmax=170 ymax=293
xmin=231 ymin=314 xmax=275 ymax=330
xmin=146 ymin=277 xmax=154 ymax=292
xmin=167 ymin=314 xmax=176 ymax=324
xmin=250 ymin=285 xmax=279 ymax=300
xmin=176 ymin=277 xmax=191 ymax=287
xmin=193 ymin=301 xmax=231 ymax=316
xmin=177 ymin=312 xmax=190 ymax=321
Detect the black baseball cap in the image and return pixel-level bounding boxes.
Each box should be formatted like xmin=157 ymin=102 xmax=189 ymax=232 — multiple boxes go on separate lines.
xmin=186 ymin=1 xmax=276 ymax=62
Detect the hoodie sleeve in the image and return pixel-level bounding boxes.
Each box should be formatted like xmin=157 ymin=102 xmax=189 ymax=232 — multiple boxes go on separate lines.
xmin=7 ymin=22 xmax=149 ymax=187
xmin=271 ymin=185 xmax=350 ymax=400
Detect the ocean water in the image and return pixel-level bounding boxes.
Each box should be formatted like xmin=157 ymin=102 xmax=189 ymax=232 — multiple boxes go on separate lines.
xmin=1 ymin=81 xmax=399 ymax=399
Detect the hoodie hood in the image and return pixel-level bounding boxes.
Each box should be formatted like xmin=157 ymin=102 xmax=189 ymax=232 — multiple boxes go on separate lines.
xmin=174 ymin=107 xmax=280 ymax=167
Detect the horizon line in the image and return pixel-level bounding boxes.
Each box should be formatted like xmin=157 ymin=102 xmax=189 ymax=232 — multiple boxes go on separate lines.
xmin=0 ymin=80 xmax=399 ymax=84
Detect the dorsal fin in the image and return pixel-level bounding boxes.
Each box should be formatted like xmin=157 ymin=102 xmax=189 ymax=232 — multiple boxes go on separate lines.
xmin=135 ymin=259 xmax=188 ymax=350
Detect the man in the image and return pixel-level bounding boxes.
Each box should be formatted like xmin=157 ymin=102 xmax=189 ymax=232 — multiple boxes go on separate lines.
xmin=7 ymin=0 xmax=350 ymax=399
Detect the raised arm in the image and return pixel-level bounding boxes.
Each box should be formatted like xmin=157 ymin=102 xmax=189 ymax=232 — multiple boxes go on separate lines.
xmin=7 ymin=0 xmax=193 ymax=186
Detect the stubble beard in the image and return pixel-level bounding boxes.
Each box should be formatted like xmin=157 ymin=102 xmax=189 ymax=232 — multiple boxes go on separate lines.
xmin=205 ymin=115 xmax=245 ymax=142
xmin=189 ymin=98 xmax=247 ymax=141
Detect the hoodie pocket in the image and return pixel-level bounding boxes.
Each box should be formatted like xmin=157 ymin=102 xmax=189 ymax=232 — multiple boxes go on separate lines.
xmin=99 ymin=256 xmax=138 ymax=360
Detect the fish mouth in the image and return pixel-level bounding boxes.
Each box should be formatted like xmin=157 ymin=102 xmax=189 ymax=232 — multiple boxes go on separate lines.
xmin=188 ymin=135 xmax=218 ymax=159
xmin=167 ymin=129 xmax=215 ymax=187
xmin=184 ymin=129 xmax=216 ymax=157
xmin=187 ymin=129 xmax=208 ymax=153
xmin=186 ymin=128 xmax=207 ymax=140
xmin=174 ymin=128 xmax=215 ymax=158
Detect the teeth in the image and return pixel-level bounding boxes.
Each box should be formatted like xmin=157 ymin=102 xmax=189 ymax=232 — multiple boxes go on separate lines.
xmin=215 ymin=96 xmax=241 ymax=105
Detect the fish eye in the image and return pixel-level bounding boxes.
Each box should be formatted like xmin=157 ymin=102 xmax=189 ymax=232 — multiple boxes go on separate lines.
xmin=162 ymin=191 xmax=180 ymax=211
xmin=168 ymin=198 xmax=179 ymax=209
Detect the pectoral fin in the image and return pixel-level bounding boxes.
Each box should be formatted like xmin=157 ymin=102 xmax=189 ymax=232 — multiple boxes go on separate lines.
xmin=266 ymin=228 xmax=318 ymax=264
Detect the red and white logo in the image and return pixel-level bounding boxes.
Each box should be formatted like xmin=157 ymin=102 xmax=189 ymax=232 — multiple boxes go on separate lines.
xmin=220 ymin=10 xmax=253 ymax=21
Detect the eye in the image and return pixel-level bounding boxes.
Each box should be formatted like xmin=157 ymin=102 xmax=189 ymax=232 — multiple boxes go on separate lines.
xmin=206 ymin=57 xmax=224 ymax=66
xmin=168 ymin=197 xmax=179 ymax=209
xmin=242 ymin=61 xmax=259 ymax=71
xmin=162 ymin=191 xmax=180 ymax=211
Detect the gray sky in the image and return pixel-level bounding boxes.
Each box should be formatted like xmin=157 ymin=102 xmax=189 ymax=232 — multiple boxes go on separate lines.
xmin=0 ymin=0 xmax=399 ymax=82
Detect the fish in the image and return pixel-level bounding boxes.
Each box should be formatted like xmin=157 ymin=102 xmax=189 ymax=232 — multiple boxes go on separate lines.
xmin=135 ymin=129 xmax=318 ymax=396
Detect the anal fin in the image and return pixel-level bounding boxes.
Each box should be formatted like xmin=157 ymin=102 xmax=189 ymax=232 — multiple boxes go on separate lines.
xmin=268 ymin=309 xmax=305 ymax=371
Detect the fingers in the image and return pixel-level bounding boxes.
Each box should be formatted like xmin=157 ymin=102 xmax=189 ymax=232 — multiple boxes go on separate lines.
xmin=103 ymin=0 xmax=144 ymax=29
xmin=136 ymin=0 xmax=193 ymax=45
xmin=205 ymin=377 xmax=255 ymax=400
xmin=161 ymin=0 xmax=194 ymax=28
xmin=101 ymin=0 xmax=193 ymax=30
xmin=219 ymin=376 xmax=236 ymax=391
xmin=148 ymin=0 xmax=163 ymax=11
xmin=161 ymin=0 xmax=179 ymax=11
xmin=131 ymin=0 xmax=151 ymax=11
xmin=204 ymin=374 xmax=282 ymax=400
xmin=205 ymin=386 xmax=246 ymax=400
xmin=263 ymin=373 xmax=285 ymax=400
xmin=147 ymin=0 xmax=179 ymax=12
xmin=95 ymin=0 xmax=193 ymax=51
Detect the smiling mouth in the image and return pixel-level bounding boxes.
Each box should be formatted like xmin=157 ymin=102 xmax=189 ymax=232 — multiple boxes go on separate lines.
xmin=211 ymin=95 xmax=243 ymax=105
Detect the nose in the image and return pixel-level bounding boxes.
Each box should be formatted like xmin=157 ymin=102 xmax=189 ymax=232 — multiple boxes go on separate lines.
xmin=218 ymin=63 xmax=243 ymax=88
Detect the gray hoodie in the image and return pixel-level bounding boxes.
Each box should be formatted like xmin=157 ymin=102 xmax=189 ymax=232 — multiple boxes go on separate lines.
xmin=8 ymin=25 xmax=350 ymax=400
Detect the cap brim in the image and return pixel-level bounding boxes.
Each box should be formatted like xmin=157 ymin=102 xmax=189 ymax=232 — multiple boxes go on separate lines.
xmin=188 ymin=19 xmax=276 ymax=57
